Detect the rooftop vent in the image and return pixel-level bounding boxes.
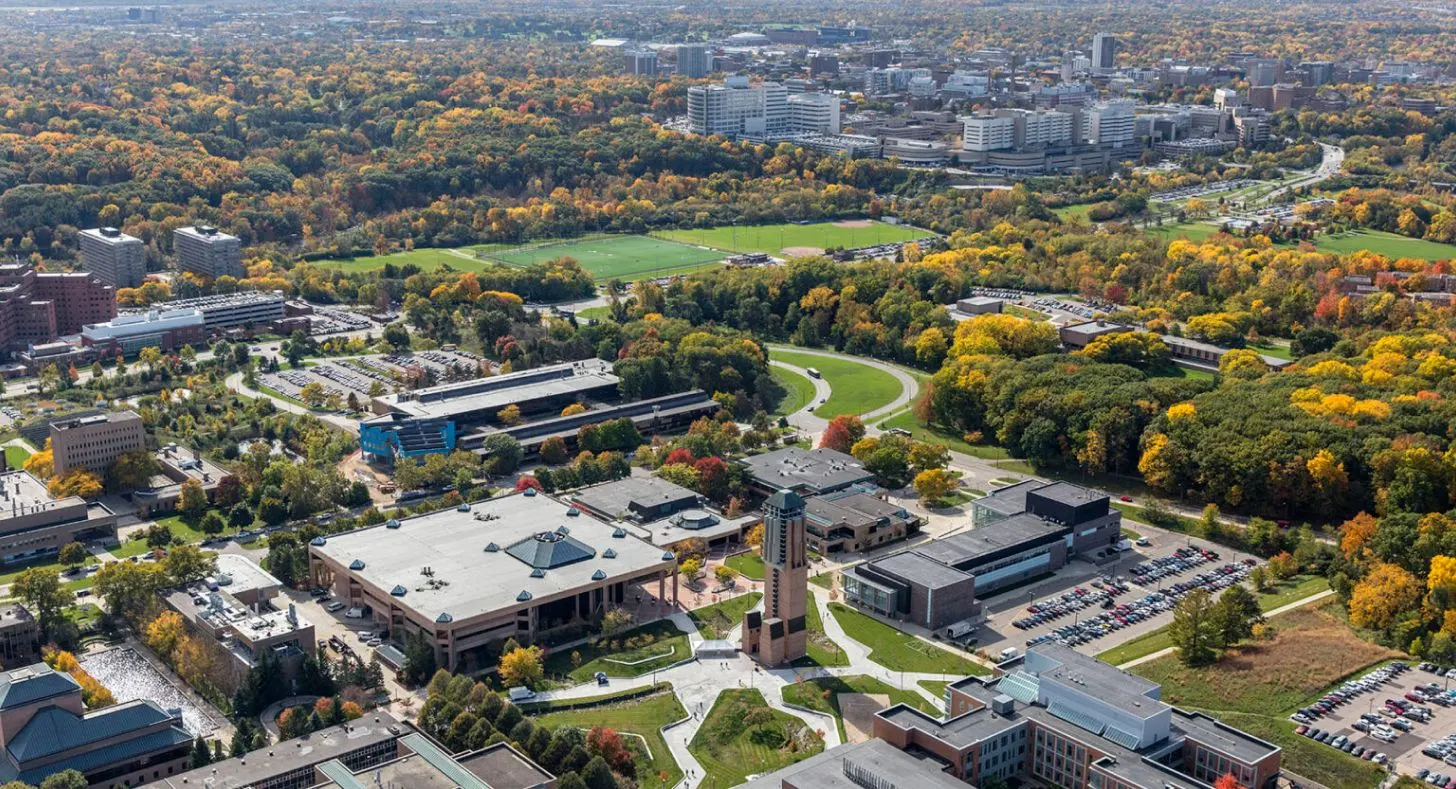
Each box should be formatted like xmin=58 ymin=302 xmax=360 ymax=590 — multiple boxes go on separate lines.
xmin=566 ymin=508 xmax=580 ymax=517
xmin=390 ymin=585 xmax=407 ymax=597
xmin=530 ymin=568 xmax=545 ymax=578
xmin=517 ymin=590 xmax=532 ymax=602
xmin=592 ymin=569 xmax=607 ymax=581
xmin=603 ymin=548 xmax=617 ymax=559
xmin=385 ymin=519 xmax=401 ymax=529
xmin=349 ymin=560 xmax=365 ymax=571
xmin=310 ymin=537 xmax=327 ymax=547
xmin=523 ymin=488 xmax=538 ymax=497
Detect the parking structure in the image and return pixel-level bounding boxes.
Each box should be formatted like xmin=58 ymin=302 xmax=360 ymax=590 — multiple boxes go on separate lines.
xmin=1285 ymin=660 xmax=1456 ymax=779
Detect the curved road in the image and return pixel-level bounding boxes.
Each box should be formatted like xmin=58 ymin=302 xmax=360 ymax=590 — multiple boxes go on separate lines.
xmin=1259 ymin=141 xmax=1344 ymax=205
xmin=768 ymin=360 xmax=831 ymax=429
xmin=766 ymin=345 xmax=920 ymax=431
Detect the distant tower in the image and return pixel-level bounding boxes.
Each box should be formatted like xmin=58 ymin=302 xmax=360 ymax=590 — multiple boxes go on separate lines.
xmin=742 ymin=489 xmax=808 ymax=665
xmin=1092 ymin=32 xmax=1118 ymax=75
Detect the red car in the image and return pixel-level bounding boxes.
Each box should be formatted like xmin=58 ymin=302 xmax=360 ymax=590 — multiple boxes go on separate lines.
xmin=1119 ymin=495 xmax=1134 ymax=502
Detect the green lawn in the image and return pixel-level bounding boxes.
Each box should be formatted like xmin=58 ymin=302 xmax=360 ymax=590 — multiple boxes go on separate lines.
xmin=689 ymin=689 xmax=823 ymax=789
xmin=917 ymin=679 xmax=951 ymax=700
xmin=1249 ymin=341 xmax=1293 ymax=361
xmin=828 ymin=603 xmax=986 ymax=675
xmin=543 ymin=620 xmax=690 ymax=682
xmin=1311 ymin=229 xmax=1456 ymax=261
xmin=878 ymin=412 xmax=1010 ymax=459
xmin=809 ymin=571 xmax=836 ymax=590
xmin=688 ymin=592 xmax=761 ymax=640
xmin=317 ymin=245 xmax=507 ymax=273
xmin=1256 ymin=575 xmax=1330 ymax=610
xmin=1150 ymin=365 xmax=1217 ymax=382
xmin=803 ymin=595 xmax=848 ymax=668
xmin=151 ymin=515 xmax=211 ymax=545
xmin=1096 ymin=627 xmax=1175 ymax=666
xmin=485 ymin=235 xmax=725 ymax=280
xmin=532 ymin=688 xmax=687 ymax=789
xmin=3 ymin=444 xmax=31 ymax=469
xmin=109 ymin=537 xmax=156 ymax=559
xmin=781 ymin=675 xmax=935 ymax=741
xmin=724 ymin=552 xmax=765 ymax=580
xmin=769 ymin=366 xmax=816 ymax=418
xmin=768 ymin=348 xmax=901 ymax=418
xmin=576 ymin=305 xmax=613 ymax=322
xmin=657 ymin=221 xmax=931 ymax=257
xmin=1053 ymin=203 xmax=1095 ymax=221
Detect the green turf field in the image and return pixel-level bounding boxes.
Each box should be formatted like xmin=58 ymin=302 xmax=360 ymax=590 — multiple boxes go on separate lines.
xmin=484 ymin=235 xmax=725 ymax=279
xmin=768 ymin=348 xmax=902 ymax=418
xmin=656 ymin=220 xmax=931 ymax=257
xmin=1310 ymin=229 xmax=1456 ymax=261
xmin=317 ymin=245 xmax=509 ymax=273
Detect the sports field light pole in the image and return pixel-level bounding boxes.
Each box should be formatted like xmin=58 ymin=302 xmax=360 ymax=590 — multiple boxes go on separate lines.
xmin=732 ymin=219 xmax=741 ymax=253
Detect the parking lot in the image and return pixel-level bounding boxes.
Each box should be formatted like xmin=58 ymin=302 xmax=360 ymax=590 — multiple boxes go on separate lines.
xmin=260 ymin=349 xmax=490 ymax=408
xmin=1295 ymin=661 xmax=1456 ymax=779
xmin=974 ymin=530 xmax=1264 ymax=656
xmin=1151 ymin=179 xmax=1258 ymax=202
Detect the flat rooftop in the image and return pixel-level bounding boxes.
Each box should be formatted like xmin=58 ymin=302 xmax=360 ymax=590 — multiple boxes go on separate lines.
xmin=212 ymin=553 xmax=281 ymax=599
xmin=151 ymin=712 xmax=403 ymax=789
xmin=376 ymin=359 xmax=619 ymax=421
xmin=974 ymin=479 xmax=1042 ymax=517
xmin=863 ymin=551 xmax=973 ymax=590
xmin=310 ymin=492 xmax=674 ymax=624
xmin=914 ymin=512 xmax=1066 ymax=568
xmin=805 ymin=490 xmax=910 ymax=529
xmin=1060 ymin=320 xmax=1130 ymax=339
xmin=571 ymin=476 xmax=700 ymax=521
xmin=740 ymin=738 xmax=967 ymax=789
xmin=1032 ymin=481 xmax=1107 ymax=509
xmin=738 ymin=447 xmax=875 ymax=494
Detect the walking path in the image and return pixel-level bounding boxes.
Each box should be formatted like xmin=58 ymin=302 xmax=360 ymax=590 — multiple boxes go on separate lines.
xmin=1116 ymin=588 xmax=1337 ymax=670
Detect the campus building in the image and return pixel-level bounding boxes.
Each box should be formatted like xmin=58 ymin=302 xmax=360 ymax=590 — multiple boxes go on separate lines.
xmin=743 ymin=737 xmax=970 ymax=789
xmin=371 ymin=359 xmax=620 ymax=426
xmin=77 ymin=228 xmax=146 ymax=289
xmin=156 ymin=721 xmax=554 ymax=789
xmin=173 ymin=226 xmax=244 ymax=280
xmin=358 ymin=413 xmax=458 ymax=464
xmin=79 ymin=308 xmax=207 ymax=357
xmin=162 ymin=554 xmax=315 ymax=695
xmin=0 ymin=471 xmax=118 ymax=565
xmin=130 ymin=444 xmax=236 ymax=518
xmin=742 ymin=489 xmax=808 ymax=666
xmin=50 ymin=410 xmax=148 ymax=477
xmin=0 ymin=662 xmax=192 ymax=788
xmin=872 ymin=643 xmax=1282 ymax=789
xmin=687 ymin=76 xmax=789 ymax=140
xmin=676 ymin=43 xmax=712 ymax=78
xmin=570 ymin=475 xmax=759 ymax=549
xmin=843 ymin=481 xmax=1122 ymax=632
xmin=804 ymin=489 xmax=921 ymax=554
xmin=308 ymin=490 xmax=679 ymax=674
xmin=0 ymin=263 xmax=117 ymax=352
xmin=738 ymin=447 xmax=876 ymax=498
xmin=0 ymin=605 xmax=38 ymax=668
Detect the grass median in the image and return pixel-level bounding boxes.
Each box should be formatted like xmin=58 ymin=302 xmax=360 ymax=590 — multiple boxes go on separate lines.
xmin=828 ymin=603 xmax=986 ymax=675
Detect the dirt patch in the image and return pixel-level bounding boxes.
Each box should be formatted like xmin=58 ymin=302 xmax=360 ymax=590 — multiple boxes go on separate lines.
xmin=838 ymin=693 xmax=890 ymax=743
xmin=832 ymin=219 xmax=874 ymax=229
xmin=1133 ymin=601 xmax=1400 ymax=715
xmin=781 ymin=246 xmax=825 ymax=257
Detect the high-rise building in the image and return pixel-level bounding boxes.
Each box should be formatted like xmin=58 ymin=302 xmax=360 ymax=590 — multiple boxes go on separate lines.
xmin=624 ymin=50 xmax=658 ymax=76
xmin=808 ymin=51 xmax=839 ymax=76
xmin=962 ymin=114 xmax=1016 ymax=151
xmin=686 ymin=76 xmax=788 ymax=140
xmin=786 ymin=93 xmax=840 ymax=133
xmin=77 ymin=227 xmax=145 ymax=288
xmin=1249 ymin=59 xmax=1280 ymax=87
xmin=1060 ymin=50 xmax=1085 ymax=83
xmin=1300 ymin=60 xmax=1333 ymax=86
xmin=173 ymin=226 xmax=244 ymax=280
xmin=962 ymin=109 xmax=1075 ymax=151
xmin=50 ymin=410 xmax=147 ymax=476
xmin=742 ymin=489 xmax=807 ymax=665
xmin=676 ymin=44 xmax=711 ymax=78
xmin=1085 ymin=101 xmax=1137 ymax=147
xmin=1091 ymin=32 xmax=1118 ymax=74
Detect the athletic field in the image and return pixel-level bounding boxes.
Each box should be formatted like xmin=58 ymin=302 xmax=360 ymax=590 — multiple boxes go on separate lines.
xmin=482 ymin=234 xmax=726 ymax=280
xmin=656 ymin=220 xmax=932 ymax=258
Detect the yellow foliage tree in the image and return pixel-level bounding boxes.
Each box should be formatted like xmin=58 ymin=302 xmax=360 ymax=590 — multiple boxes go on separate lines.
xmin=24 ymin=439 xmax=53 ymax=480
xmin=48 ymin=469 xmax=102 ymax=499
xmin=561 ymin=402 xmax=587 ymax=417
xmin=145 ymin=610 xmax=186 ymax=659
xmin=1349 ymin=562 xmax=1422 ymax=630
xmin=1305 ymin=450 xmax=1348 ymax=495
xmin=1338 ymin=512 xmax=1379 ymax=561
xmin=498 ymin=645 xmax=544 ymax=688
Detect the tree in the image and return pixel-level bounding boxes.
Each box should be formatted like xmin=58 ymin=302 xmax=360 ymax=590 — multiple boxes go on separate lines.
xmin=47 ymin=470 xmax=102 ymax=499
xmin=601 ymin=607 xmax=633 ymax=636
xmin=679 ymin=557 xmax=703 ymax=582
xmin=108 ymin=449 xmax=161 ymax=493
xmin=746 ymin=524 xmax=764 ymax=551
xmin=145 ymin=610 xmax=186 ymax=658
xmin=587 ymin=726 xmax=635 ymax=775
xmin=715 ymin=565 xmax=738 ymax=585
xmin=1210 ymin=585 xmax=1263 ymax=648
xmin=579 ymin=755 xmax=617 ymax=789
xmin=403 ymin=630 xmax=437 ymax=687
xmin=497 ymin=404 xmax=523 ymax=426
xmin=94 ymin=561 xmax=167 ymax=623
xmin=13 ymin=567 xmax=71 ymax=640
xmin=1214 ymin=774 xmax=1240 ymax=789
xmin=200 ymin=511 xmax=227 ymax=535
xmin=539 ymin=436 xmax=569 ymax=465
xmin=819 ymin=415 xmax=865 ymax=453
xmin=499 ymin=645 xmax=544 ymax=688
xmin=39 ymin=770 xmax=89 ymax=789
xmin=164 ymin=545 xmax=216 ymax=585
xmin=1168 ymin=589 xmax=1220 ymax=666
xmin=178 ymin=478 xmax=208 ymax=521
xmin=481 ymin=434 xmax=523 ymax=476
xmin=1349 ymin=562 xmax=1422 ymax=631
xmin=913 ymin=468 xmax=956 ymax=503
xmin=23 ymin=441 xmax=53 ymax=479
xmin=58 ymin=542 xmax=87 ymax=569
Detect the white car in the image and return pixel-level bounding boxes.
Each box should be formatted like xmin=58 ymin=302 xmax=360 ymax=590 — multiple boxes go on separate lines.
xmin=344 ymin=606 xmax=364 ymax=619
xmin=356 ymin=631 xmax=373 ymax=641
xmin=324 ymin=601 xmax=346 ymax=613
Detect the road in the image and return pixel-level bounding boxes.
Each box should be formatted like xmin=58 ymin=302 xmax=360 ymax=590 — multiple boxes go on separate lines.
xmin=765 ymin=344 xmax=921 ymax=433
xmin=1257 ymin=141 xmax=1345 ymax=205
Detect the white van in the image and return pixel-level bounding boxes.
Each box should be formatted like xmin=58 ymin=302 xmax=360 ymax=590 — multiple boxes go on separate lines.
xmin=999 ymin=647 xmax=1020 ymax=661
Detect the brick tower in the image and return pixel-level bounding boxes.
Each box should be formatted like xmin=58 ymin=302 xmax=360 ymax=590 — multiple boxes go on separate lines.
xmin=742 ymin=489 xmax=808 ymax=665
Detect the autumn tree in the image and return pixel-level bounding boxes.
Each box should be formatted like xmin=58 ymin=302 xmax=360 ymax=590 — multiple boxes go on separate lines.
xmin=819 ymin=414 xmax=865 ymax=453
xmin=48 ymin=469 xmax=102 ymax=499
xmin=13 ymin=567 xmax=71 ymax=641
xmin=24 ymin=439 xmax=54 ymax=479
xmin=498 ymin=645 xmax=544 ymax=689
xmin=1349 ymin=562 xmax=1422 ymax=631
xmin=58 ymin=542 xmax=87 ymax=569
xmin=913 ymin=468 xmax=956 ymax=503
